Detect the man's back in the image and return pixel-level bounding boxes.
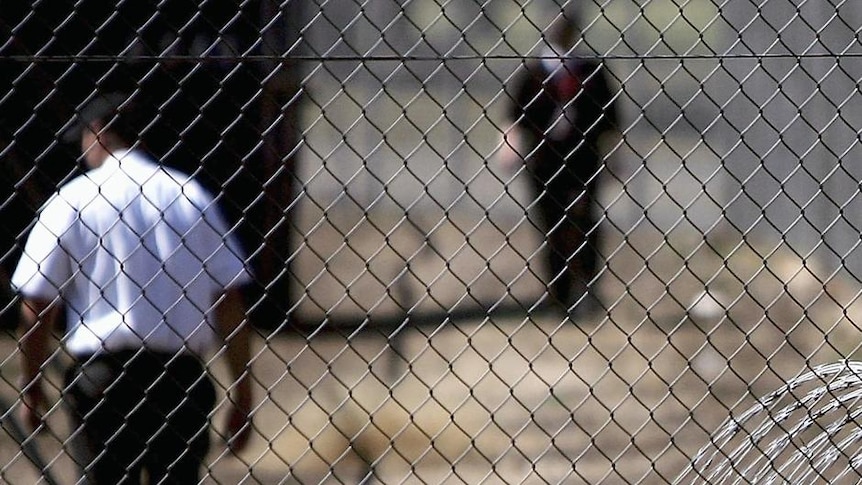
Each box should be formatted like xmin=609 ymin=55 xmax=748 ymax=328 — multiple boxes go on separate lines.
xmin=13 ymin=149 xmax=248 ymax=355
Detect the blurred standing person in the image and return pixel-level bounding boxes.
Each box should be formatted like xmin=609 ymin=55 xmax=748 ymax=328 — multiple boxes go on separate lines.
xmin=13 ymin=93 xmax=254 ymax=483
xmin=501 ymin=13 xmax=619 ymax=315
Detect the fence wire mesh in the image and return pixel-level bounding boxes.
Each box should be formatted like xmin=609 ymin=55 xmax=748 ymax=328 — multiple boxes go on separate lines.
xmin=2 ymin=0 xmax=862 ymax=483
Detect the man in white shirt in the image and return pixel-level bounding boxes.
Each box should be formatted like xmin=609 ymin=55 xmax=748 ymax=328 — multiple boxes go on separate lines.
xmin=13 ymin=93 xmax=254 ymax=483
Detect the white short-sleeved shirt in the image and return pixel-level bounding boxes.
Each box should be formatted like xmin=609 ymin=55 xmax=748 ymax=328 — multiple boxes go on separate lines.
xmin=11 ymin=149 xmax=252 ymax=357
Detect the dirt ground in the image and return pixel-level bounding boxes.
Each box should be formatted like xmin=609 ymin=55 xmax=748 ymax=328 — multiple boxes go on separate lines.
xmin=0 ymin=218 xmax=859 ymax=484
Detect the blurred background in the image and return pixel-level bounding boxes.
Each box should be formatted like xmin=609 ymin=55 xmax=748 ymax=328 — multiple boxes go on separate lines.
xmin=2 ymin=0 xmax=862 ymax=483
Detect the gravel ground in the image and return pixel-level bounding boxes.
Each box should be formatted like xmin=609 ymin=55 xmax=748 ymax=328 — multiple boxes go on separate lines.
xmin=0 ymin=219 xmax=859 ymax=484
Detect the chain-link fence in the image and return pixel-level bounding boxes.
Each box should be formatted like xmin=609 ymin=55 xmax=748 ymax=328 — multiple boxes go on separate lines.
xmin=2 ymin=1 xmax=862 ymax=483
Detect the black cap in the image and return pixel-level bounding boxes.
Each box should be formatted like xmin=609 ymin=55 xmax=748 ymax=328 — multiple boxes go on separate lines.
xmin=60 ymin=93 xmax=136 ymax=144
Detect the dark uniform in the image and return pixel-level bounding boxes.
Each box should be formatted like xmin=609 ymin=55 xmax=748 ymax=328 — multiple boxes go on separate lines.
xmin=508 ymin=56 xmax=618 ymax=309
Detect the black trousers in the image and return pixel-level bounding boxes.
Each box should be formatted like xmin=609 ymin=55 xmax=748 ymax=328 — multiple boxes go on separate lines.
xmin=64 ymin=350 xmax=216 ymax=484
xmin=528 ymin=155 xmax=603 ymax=306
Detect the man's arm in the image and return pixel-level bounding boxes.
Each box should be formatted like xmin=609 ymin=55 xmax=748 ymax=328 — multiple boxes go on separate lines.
xmin=215 ymin=287 xmax=252 ymax=452
xmin=499 ymin=64 xmax=542 ymax=174
xmin=18 ymin=297 xmax=59 ymax=431
xmin=498 ymin=126 xmax=526 ymax=174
